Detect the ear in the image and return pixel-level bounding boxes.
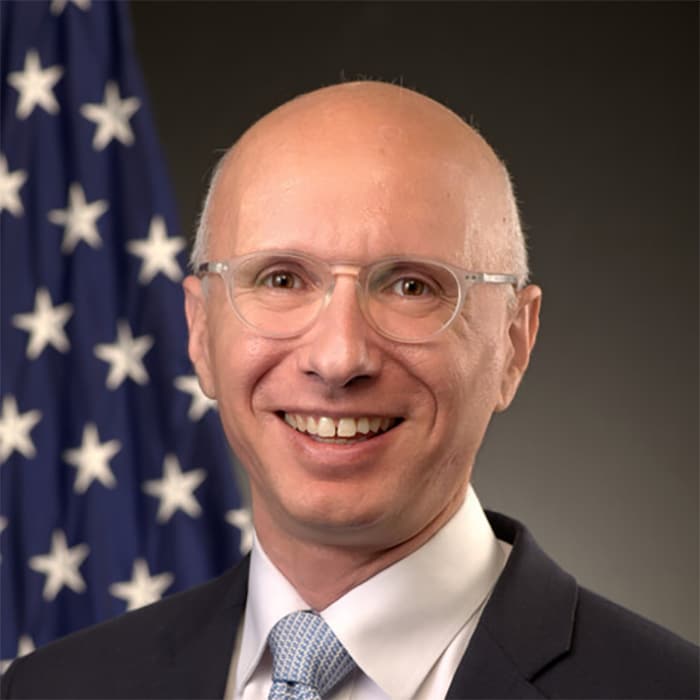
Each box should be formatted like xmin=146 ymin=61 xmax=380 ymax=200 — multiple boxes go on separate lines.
xmin=183 ymin=275 xmax=217 ymax=399
xmin=494 ymin=284 xmax=542 ymax=412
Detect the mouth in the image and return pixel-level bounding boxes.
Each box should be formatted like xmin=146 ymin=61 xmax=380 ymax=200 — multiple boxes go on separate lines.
xmin=276 ymin=412 xmax=403 ymax=444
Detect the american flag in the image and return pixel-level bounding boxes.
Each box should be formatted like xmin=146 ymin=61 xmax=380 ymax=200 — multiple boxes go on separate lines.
xmin=0 ymin=0 xmax=250 ymax=670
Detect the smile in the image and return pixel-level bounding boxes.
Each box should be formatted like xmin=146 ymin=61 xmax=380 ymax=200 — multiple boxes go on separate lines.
xmin=281 ymin=413 xmax=402 ymax=441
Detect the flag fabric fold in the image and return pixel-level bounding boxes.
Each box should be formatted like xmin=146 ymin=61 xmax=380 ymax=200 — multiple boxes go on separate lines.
xmin=0 ymin=0 xmax=249 ymax=669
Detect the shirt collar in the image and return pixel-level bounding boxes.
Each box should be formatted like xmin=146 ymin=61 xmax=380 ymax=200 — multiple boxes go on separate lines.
xmin=323 ymin=486 xmax=506 ymax=697
xmin=235 ymin=486 xmax=506 ymax=698
xmin=234 ymin=533 xmax=308 ymax=694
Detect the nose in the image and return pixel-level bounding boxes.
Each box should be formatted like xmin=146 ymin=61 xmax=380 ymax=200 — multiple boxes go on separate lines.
xmin=297 ymin=277 xmax=381 ymax=389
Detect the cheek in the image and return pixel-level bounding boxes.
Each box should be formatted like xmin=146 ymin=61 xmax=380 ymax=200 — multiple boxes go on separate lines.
xmin=427 ymin=333 xmax=508 ymax=451
xmin=442 ymin=333 xmax=502 ymax=394
xmin=207 ymin=331 xmax=291 ymax=488
xmin=207 ymin=321 xmax=281 ymax=418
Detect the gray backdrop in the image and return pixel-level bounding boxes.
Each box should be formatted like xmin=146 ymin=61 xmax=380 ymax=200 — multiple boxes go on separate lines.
xmin=129 ymin=1 xmax=698 ymax=644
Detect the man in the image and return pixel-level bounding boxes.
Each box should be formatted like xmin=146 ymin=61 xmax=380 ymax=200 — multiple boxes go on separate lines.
xmin=2 ymin=82 xmax=697 ymax=699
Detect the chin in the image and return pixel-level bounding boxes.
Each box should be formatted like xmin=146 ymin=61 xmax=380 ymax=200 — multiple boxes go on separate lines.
xmin=282 ymin=489 xmax=398 ymax=543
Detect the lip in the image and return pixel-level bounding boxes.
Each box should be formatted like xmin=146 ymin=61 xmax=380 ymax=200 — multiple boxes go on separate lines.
xmin=276 ymin=408 xmax=402 ymax=420
xmin=272 ymin=410 xmax=404 ymax=471
xmin=279 ymin=411 xmax=400 ymax=438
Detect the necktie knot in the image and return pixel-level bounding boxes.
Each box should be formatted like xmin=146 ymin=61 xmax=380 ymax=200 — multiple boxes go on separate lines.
xmin=268 ymin=610 xmax=355 ymax=699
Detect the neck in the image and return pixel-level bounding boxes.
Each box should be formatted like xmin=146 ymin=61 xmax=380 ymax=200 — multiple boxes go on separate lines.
xmin=253 ymin=492 xmax=464 ymax=611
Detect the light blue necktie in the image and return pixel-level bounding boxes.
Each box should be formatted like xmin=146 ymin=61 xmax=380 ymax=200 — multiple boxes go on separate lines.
xmin=268 ymin=610 xmax=356 ymax=700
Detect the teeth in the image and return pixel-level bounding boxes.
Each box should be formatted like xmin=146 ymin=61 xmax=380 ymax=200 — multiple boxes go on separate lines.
xmin=317 ymin=416 xmax=335 ymax=438
xmin=337 ymin=418 xmax=356 ymax=437
xmin=283 ymin=414 xmax=398 ymax=439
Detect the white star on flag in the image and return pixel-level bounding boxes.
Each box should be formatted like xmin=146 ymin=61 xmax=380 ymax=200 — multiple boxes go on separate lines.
xmin=7 ymin=49 xmax=63 ymax=120
xmin=108 ymin=558 xmax=174 ymax=611
xmin=62 ymin=423 xmax=121 ymax=494
xmin=28 ymin=530 xmax=89 ymax=601
xmin=12 ymin=287 xmax=73 ymax=359
xmin=174 ymin=375 xmax=217 ymax=421
xmin=0 ymin=395 xmax=42 ymax=464
xmin=0 ymin=635 xmax=35 ymax=674
xmin=143 ymin=454 xmax=206 ymax=523
xmin=226 ymin=508 xmax=254 ymax=554
xmin=80 ymin=81 xmax=140 ymax=150
xmin=94 ymin=320 xmax=154 ymax=390
xmin=47 ymin=182 xmax=108 ymax=254
xmin=0 ymin=154 xmax=27 ymax=217
xmin=126 ymin=216 xmax=186 ymax=284
xmin=50 ymin=0 xmax=91 ymax=15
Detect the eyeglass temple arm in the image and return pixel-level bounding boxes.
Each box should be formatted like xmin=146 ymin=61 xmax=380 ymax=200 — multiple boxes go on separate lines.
xmin=465 ymin=272 xmax=519 ymax=285
xmin=196 ymin=262 xmax=228 ymax=277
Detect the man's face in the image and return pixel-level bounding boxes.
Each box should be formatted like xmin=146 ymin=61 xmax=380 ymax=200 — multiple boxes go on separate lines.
xmin=184 ymin=90 xmax=539 ymax=552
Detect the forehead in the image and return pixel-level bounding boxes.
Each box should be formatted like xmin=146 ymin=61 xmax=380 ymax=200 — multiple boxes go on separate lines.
xmin=207 ymin=89 xmax=508 ymax=267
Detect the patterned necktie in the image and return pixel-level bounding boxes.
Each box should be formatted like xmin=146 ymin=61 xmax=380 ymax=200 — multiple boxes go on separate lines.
xmin=267 ymin=610 xmax=356 ymax=700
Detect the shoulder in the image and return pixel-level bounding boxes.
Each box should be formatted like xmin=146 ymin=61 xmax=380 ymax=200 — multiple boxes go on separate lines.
xmin=542 ymin=586 xmax=699 ymax=698
xmin=483 ymin=511 xmax=698 ymax=698
xmin=1 ymin=558 xmax=249 ymax=699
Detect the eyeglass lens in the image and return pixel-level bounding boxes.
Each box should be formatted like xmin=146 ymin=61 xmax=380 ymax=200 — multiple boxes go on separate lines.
xmin=224 ymin=254 xmax=462 ymax=341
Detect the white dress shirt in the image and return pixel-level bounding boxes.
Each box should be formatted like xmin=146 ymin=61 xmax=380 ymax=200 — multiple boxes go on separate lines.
xmin=226 ymin=486 xmax=510 ymax=700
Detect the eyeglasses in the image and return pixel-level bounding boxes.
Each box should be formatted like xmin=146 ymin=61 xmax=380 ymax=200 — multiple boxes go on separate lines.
xmin=196 ymin=250 xmax=519 ymax=343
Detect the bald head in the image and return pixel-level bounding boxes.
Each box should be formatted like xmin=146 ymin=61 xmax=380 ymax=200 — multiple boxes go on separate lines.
xmin=184 ymin=82 xmax=542 ymax=564
xmin=192 ymin=81 xmax=527 ymax=283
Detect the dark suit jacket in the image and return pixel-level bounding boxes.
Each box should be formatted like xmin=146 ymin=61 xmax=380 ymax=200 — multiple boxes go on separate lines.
xmin=2 ymin=512 xmax=698 ymax=699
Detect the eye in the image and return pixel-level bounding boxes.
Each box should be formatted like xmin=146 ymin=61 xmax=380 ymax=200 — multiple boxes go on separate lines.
xmin=261 ymin=270 xmax=303 ymax=289
xmin=370 ymin=263 xmax=446 ymax=302
xmin=391 ymin=277 xmax=431 ymax=297
xmin=254 ymin=265 xmax=308 ymax=291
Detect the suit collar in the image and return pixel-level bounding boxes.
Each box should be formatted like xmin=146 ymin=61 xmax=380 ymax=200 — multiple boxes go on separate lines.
xmin=159 ymin=556 xmax=250 ymax=699
xmin=447 ymin=511 xmax=578 ymax=699
xmin=150 ymin=512 xmax=576 ymax=699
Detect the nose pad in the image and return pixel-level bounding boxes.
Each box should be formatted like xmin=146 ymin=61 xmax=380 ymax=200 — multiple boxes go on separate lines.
xmin=314 ymin=278 xmax=371 ymax=331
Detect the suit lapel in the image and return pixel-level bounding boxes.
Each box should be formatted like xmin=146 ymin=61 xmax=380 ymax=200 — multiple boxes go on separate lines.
xmin=138 ymin=514 xmax=576 ymax=699
xmin=447 ymin=512 xmax=578 ymax=699
xmin=153 ymin=556 xmax=250 ymax=699
xmin=446 ymin=628 xmax=545 ymax=699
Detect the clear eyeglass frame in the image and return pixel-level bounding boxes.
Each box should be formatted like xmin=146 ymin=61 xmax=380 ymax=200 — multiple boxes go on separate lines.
xmin=195 ymin=249 xmax=520 ymax=344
